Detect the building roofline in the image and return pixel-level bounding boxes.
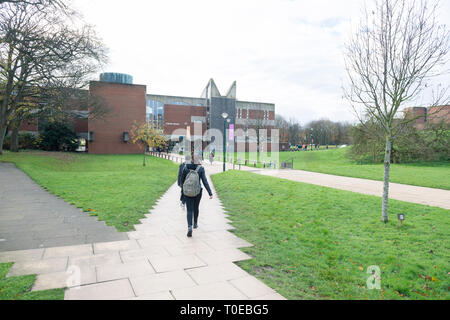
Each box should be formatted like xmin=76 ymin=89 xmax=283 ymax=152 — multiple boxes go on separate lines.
xmin=236 ymin=100 xmax=275 ymax=106
xmin=89 ymin=80 xmax=147 ymax=88
xmin=146 ymin=93 xmax=206 ymax=101
xmin=146 ymin=93 xmax=275 ymax=106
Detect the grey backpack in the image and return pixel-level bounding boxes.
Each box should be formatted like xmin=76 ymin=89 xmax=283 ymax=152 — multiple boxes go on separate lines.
xmin=183 ymin=166 xmax=202 ymax=197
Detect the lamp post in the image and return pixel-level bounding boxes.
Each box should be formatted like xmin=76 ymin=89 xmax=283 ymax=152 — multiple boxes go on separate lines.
xmin=221 ymin=112 xmax=228 ymax=172
xmin=184 ymin=122 xmax=189 ymax=156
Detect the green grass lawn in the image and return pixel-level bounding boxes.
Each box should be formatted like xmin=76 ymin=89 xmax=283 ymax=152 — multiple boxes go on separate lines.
xmin=0 ymin=262 xmax=64 ymax=300
xmin=211 ymin=171 xmax=450 ymax=300
xmin=212 ymin=148 xmax=450 ymax=190
xmin=0 ymin=151 xmax=178 ymax=232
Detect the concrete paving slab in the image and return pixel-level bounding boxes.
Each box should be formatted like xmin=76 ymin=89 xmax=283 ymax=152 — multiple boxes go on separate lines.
xmin=164 ymin=242 xmax=216 ymax=256
xmin=65 ymin=279 xmax=135 ymax=300
xmin=129 ymin=270 xmax=197 ymax=296
xmin=69 ymin=252 xmax=122 ymax=268
xmin=119 ymin=247 xmax=170 ymax=263
xmin=186 ymin=262 xmax=250 ymax=285
xmin=128 ymin=291 xmax=174 ymax=300
xmin=0 ymin=248 xmax=44 ymax=263
xmin=43 ymin=244 xmax=93 ymax=259
xmin=32 ymin=266 xmax=96 ymax=291
xmin=137 ymin=235 xmax=183 ymax=248
xmin=7 ymin=257 xmax=68 ymax=276
xmin=149 ymin=254 xmax=206 ymax=273
xmin=229 ymin=276 xmax=276 ymax=299
xmin=93 ymin=240 xmax=140 ymax=254
xmin=96 ymin=261 xmax=155 ymax=282
xmin=171 ymin=281 xmax=248 ymax=300
xmin=195 ymin=248 xmax=252 ymax=265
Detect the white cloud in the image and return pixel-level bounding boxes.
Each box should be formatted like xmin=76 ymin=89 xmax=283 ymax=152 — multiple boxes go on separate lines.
xmin=72 ymin=0 xmax=450 ymax=125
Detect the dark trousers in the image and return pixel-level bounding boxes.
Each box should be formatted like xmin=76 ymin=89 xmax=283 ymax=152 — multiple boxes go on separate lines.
xmin=185 ymin=189 xmax=202 ymax=229
xmin=180 ymin=190 xmax=186 ymax=204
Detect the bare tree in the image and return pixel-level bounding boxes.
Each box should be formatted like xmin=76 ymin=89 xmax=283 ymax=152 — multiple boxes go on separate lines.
xmin=0 ymin=0 xmax=67 ymax=9
xmin=0 ymin=0 xmax=107 ymax=154
xmin=344 ymin=0 xmax=449 ymax=222
xmin=275 ymin=114 xmax=289 ymax=145
xmin=287 ymin=117 xmax=301 ymax=146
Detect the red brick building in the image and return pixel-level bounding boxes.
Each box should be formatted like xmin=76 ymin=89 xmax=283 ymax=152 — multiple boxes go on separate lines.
xmin=17 ymin=73 xmax=277 ymax=154
xmin=403 ymin=105 xmax=450 ymax=130
xmin=88 ymin=80 xmax=146 ymax=154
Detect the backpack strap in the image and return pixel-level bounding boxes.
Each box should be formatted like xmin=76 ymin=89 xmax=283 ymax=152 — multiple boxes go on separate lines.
xmin=195 ymin=165 xmax=202 ymax=173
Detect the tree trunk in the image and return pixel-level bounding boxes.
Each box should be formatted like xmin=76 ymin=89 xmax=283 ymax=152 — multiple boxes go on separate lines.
xmin=143 ymin=149 xmax=146 ymax=167
xmin=382 ymin=137 xmax=391 ymax=223
xmin=10 ymin=126 xmax=19 ymax=152
xmin=0 ymin=125 xmax=6 ymax=155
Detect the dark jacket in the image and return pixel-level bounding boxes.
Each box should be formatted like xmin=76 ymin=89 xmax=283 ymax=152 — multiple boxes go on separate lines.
xmin=180 ymin=164 xmax=213 ymax=197
xmin=177 ymin=162 xmax=186 ymax=187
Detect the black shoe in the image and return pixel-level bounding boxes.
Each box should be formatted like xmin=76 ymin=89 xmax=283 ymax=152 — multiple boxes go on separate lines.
xmin=193 ymin=223 xmax=198 ymax=229
xmin=187 ymin=229 xmax=192 ymax=237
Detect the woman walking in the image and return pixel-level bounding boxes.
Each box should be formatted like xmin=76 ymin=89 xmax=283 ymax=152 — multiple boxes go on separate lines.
xmin=180 ymin=154 xmax=213 ymax=237
xmin=177 ymin=155 xmax=191 ymax=210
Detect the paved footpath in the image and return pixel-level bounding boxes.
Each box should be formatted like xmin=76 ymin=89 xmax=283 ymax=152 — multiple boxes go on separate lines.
xmin=252 ymin=169 xmax=450 ymax=209
xmin=210 ymin=161 xmax=450 ymax=210
xmin=0 ymin=163 xmax=127 ymax=252
xmin=0 ymin=161 xmax=285 ymax=300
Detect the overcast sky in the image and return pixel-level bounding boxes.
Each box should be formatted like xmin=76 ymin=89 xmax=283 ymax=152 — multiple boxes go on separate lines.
xmin=72 ymin=0 xmax=450 ymax=125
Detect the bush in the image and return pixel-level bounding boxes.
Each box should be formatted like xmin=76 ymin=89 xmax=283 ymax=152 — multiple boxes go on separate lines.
xmin=3 ymin=132 xmax=41 ymax=150
xmin=349 ymin=120 xmax=450 ymax=163
xmin=40 ymin=121 xmax=79 ymax=152
xmin=348 ymin=120 xmax=385 ymax=163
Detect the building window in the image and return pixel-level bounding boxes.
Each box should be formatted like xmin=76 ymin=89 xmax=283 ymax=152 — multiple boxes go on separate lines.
xmin=146 ymin=99 xmax=165 ymax=129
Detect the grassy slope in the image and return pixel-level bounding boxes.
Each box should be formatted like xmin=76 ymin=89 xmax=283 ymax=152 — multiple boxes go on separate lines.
xmin=214 ymin=148 xmax=449 ymax=190
xmin=0 ymin=151 xmax=178 ymax=232
xmin=212 ymin=171 xmax=449 ymax=300
xmin=0 ymin=262 xmax=64 ymax=300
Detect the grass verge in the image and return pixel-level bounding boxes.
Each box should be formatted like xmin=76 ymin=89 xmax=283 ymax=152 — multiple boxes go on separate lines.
xmin=0 ymin=151 xmax=178 ymax=232
xmin=211 ymin=170 xmax=449 ymax=300
xmin=0 ymin=262 xmax=64 ymax=300
xmin=213 ymin=148 xmax=449 ymax=190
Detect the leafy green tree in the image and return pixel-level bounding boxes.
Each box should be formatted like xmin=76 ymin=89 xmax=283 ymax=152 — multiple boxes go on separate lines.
xmin=39 ymin=121 xmax=78 ymax=152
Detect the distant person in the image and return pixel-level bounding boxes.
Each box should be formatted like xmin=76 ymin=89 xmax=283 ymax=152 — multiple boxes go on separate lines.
xmin=177 ymin=155 xmax=191 ymax=210
xmin=180 ymin=154 xmax=213 ymax=237
xmin=209 ymin=151 xmax=214 ymax=164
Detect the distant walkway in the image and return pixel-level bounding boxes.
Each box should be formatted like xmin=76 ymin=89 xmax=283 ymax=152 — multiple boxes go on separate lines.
xmin=254 ymin=169 xmax=450 ymax=209
xmin=0 ymin=163 xmax=127 ymax=252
